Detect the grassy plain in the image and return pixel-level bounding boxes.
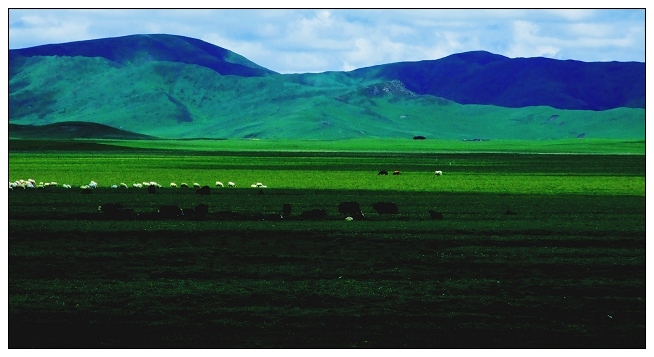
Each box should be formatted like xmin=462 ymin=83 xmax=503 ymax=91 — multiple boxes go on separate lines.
xmin=7 ymin=139 xmax=646 ymax=348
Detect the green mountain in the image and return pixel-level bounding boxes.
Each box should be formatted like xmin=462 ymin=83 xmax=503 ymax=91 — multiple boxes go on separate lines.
xmin=8 ymin=34 xmax=645 ymax=140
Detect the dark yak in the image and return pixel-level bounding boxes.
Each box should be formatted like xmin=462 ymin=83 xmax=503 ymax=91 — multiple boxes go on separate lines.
xmin=372 ymin=202 xmax=399 ymax=215
xmin=392 ymin=170 xmax=401 ymax=175
xmin=282 ymin=203 xmax=292 ymax=218
xmin=195 ymin=204 xmax=209 ymax=220
xmin=378 ymin=170 xmax=388 ymax=175
xmin=298 ymin=208 xmax=327 ymax=220
xmin=338 ymin=201 xmax=362 ymax=216
xmin=148 ymin=184 xmax=157 ymax=194
xmin=428 ymin=210 xmax=444 ymax=220
xmin=196 ymin=185 xmax=211 ymax=195
xmin=158 ymin=205 xmax=183 ymax=219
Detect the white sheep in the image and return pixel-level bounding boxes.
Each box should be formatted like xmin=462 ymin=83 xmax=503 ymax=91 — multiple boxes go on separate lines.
xmin=63 ymin=184 xmax=72 ymax=189
xmin=88 ymin=181 xmax=98 ymax=189
xmin=193 ymin=183 xmax=201 ymax=188
xmin=228 ymin=182 xmax=235 ymax=187
xmin=216 ymin=181 xmax=224 ymax=187
xmin=111 ymin=185 xmax=118 ymax=189
xmin=133 ymin=183 xmax=143 ymax=188
xmin=120 ymin=183 xmax=128 ymax=188
xmin=170 ymin=183 xmax=178 ymax=188
xmin=180 ymin=183 xmax=189 ymax=188
xmin=435 ymin=170 xmax=443 ymax=176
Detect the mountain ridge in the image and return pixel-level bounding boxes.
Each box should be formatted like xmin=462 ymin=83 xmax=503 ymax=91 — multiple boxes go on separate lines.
xmin=8 ymin=34 xmax=645 ymax=140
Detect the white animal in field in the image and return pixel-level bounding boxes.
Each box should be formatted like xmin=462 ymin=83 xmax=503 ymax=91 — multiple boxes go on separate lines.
xmin=133 ymin=183 xmax=143 ymax=188
xmin=170 ymin=183 xmax=178 ymax=188
xmin=88 ymin=181 xmax=98 ymax=189
xmin=228 ymin=182 xmax=235 ymax=187
xmin=120 ymin=183 xmax=128 ymax=188
xmin=193 ymin=183 xmax=201 ymax=188
xmin=435 ymin=170 xmax=443 ymax=176
xmin=215 ymin=181 xmax=224 ymax=187
xmin=49 ymin=182 xmax=58 ymax=187
xmin=180 ymin=183 xmax=189 ymax=188
xmin=111 ymin=185 xmax=118 ymax=189
xmin=63 ymin=184 xmax=72 ymax=189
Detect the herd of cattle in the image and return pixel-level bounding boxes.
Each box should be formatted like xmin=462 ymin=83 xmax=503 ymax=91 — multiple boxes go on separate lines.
xmin=97 ymin=200 xmax=446 ymax=222
xmin=11 ymin=170 xmax=449 ymax=221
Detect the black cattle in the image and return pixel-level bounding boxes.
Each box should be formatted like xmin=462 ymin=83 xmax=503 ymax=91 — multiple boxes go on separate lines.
xmin=148 ymin=185 xmax=157 ymax=194
xmin=372 ymin=202 xmax=399 ymax=215
xmin=392 ymin=170 xmax=401 ymax=175
xmin=158 ymin=205 xmax=183 ymax=219
xmin=195 ymin=204 xmax=209 ymax=219
xmin=99 ymin=203 xmax=134 ymax=220
xmin=282 ymin=204 xmax=292 ymax=218
xmin=113 ymin=208 xmax=135 ymax=220
xmin=338 ymin=201 xmax=362 ymax=217
xmin=378 ymin=170 xmax=388 ymax=175
xmin=99 ymin=203 xmax=123 ymax=213
xmin=428 ymin=210 xmax=444 ymax=220
xmin=196 ymin=186 xmax=211 ymax=195
xmin=182 ymin=208 xmax=195 ymax=218
xmin=299 ymin=209 xmax=327 ymax=220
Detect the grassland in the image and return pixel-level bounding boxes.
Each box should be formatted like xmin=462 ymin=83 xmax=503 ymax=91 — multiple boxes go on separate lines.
xmin=7 ymin=140 xmax=646 ymax=348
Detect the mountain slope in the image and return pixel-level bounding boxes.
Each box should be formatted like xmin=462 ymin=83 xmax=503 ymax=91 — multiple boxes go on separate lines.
xmin=348 ymin=51 xmax=645 ymax=111
xmin=9 ymin=34 xmax=277 ymax=77
xmin=8 ymin=35 xmax=645 ymax=140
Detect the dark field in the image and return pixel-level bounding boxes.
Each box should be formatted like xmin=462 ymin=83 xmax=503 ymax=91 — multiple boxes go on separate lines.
xmin=8 ymin=151 xmax=646 ymax=348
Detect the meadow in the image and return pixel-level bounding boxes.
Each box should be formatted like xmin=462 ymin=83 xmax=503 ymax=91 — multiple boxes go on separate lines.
xmin=7 ymin=139 xmax=646 ymax=348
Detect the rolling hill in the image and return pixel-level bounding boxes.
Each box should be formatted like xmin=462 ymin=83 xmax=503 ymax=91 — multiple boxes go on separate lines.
xmin=8 ymin=34 xmax=645 ymax=140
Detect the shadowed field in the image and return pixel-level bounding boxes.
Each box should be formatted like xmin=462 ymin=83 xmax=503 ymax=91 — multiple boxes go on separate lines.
xmin=8 ymin=148 xmax=645 ymax=348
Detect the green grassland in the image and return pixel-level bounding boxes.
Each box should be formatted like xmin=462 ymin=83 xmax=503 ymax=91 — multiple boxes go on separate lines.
xmin=8 ymin=143 xmax=645 ymax=348
xmin=9 ymin=56 xmax=645 ymax=140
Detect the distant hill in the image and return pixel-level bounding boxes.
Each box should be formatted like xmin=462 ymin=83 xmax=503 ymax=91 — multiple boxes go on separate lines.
xmin=8 ymin=34 xmax=645 ymax=140
xmin=9 ymin=34 xmax=277 ymax=77
xmin=9 ymin=122 xmax=157 ymax=140
xmin=348 ymin=51 xmax=645 ymax=111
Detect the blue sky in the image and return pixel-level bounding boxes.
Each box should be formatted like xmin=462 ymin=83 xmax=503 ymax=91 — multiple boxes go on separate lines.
xmin=6 ymin=7 xmax=647 ymax=74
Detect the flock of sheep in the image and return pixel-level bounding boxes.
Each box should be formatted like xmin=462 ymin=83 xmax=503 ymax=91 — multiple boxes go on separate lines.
xmin=9 ymin=179 xmax=268 ymax=190
xmin=9 ymin=170 xmax=444 ymax=191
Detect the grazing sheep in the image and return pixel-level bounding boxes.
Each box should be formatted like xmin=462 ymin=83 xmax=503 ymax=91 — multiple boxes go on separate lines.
xmin=228 ymin=182 xmax=235 ymax=187
xmin=215 ymin=181 xmax=224 ymax=187
xmin=62 ymin=184 xmax=72 ymax=189
xmin=120 ymin=183 xmax=128 ymax=188
xmin=111 ymin=185 xmax=118 ymax=189
xmin=345 ymin=216 xmax=354 ymax=221
xmin=133 ymin=183 xmax=143 ymax=188
xmin=435 ymin=170 xmax=443 ymax=176
xmin=180 ymin=183 xmax=189 ymax=188
xmin=170 ymin=182 xmax=178 ymax=188
xmin=88 ymin=181 xmax=98 ymax=189
xmin=193 ymin=183 xmax=201 ymax=188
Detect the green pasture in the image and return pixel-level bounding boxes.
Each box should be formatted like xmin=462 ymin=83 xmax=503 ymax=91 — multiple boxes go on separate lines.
xmin=8 ymin=142 xmax=646 ymax=348
xmin=8 ymin=150 xmax=645 ymax=197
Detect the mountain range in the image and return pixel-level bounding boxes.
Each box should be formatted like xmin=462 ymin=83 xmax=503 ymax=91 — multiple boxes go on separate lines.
xmin=8 ymin=34 xmax=645 ymax=140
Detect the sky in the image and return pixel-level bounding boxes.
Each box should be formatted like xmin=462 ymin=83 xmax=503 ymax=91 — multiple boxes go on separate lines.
xmin=5 ymin=7 xmax=647 ymax=74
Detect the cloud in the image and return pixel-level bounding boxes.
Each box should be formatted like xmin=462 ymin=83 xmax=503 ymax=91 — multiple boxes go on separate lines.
xmin=7 ymin=9 xmax=645 ymax=72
